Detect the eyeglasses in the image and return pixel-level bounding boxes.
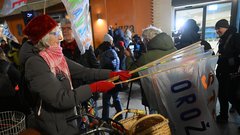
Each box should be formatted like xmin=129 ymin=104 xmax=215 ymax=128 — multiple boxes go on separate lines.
xmin=61 ymin=27 xmax=72 ymax=31
xmin=49 ymin=31 xmax=61 ymax=37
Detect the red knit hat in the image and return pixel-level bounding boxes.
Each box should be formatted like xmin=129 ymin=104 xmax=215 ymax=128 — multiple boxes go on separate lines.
xmin=23 ymin=14 xmax=58 ymax=44
xmin=118 ymin=41 xmax=125 ymax=47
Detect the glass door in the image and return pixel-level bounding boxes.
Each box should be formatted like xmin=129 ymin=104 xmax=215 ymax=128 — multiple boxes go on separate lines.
xmin=174 ymin=2 xmax=232 ymax=53
xmin=173 ymin=8 xmax=203 ymax=46
xmin=205 ymin=3 xmax=232 ymax=52
xmin=175 ymin=8 xmax=203 ymax=33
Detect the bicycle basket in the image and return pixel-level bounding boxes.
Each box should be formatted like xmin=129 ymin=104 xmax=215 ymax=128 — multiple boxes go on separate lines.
xmin=0 ymin=111 xmax=26 ymax=135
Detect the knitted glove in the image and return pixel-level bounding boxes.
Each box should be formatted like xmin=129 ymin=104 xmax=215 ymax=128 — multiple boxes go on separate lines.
xmin=109 ymin=70 xmax=132 ymax=81
xmin=89 ymin=81 xmax=115 ymax=93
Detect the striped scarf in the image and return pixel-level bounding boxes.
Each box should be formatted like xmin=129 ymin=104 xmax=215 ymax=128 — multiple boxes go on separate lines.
xmin=39 ymin=45 xmax=72 ymax=88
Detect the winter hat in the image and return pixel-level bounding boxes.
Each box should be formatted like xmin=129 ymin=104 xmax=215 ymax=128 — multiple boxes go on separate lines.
xmin=104 ymin=34 xmax=113 ymax=43
xmin=23 ymin=14 xmax=58 ymax=44
xmin=215 ymin=19 xmax=229 ymax=29
xmin=118 ymin=41 xmax=125 ymax=47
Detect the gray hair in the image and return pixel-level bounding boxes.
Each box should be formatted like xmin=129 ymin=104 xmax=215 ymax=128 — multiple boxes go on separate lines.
xmin=35 ymin=27 xmax=58 ymax=51
xmin=60 ymin=18 xmax=71 ymax=26
xmin=142 ymin=26 xmax=162 ymax=41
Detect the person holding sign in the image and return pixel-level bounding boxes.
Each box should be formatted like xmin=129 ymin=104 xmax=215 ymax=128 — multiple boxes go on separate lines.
xmin=125 ymin=26 xmax=177 ymax=111
xmin=19 ymin=14 xmax=131 ymax=135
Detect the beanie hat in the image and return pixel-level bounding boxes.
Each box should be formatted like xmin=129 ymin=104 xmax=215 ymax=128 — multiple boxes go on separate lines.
xmin=23 ymin=14 xmax=58 ymax=44
xmin=215 ymin=19 xmax=229 ymax=29
xmin=104 ymin=34 xmax=113 ymax=43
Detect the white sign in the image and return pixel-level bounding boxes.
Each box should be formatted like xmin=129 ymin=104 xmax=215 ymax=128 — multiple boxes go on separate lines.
xmin=2 ymin=21 xmax=18 ymax=42
xmin=61 ymin=0 xmax=93 ymax=54
xmin=139 ymin=52 xmax=220 ymax=135
xmin=0 ymin=0 xmax=27 ymax=15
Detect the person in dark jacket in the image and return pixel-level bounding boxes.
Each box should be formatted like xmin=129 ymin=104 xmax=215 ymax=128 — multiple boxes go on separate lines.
xmin=19 ymin=14 xmax=131 ymax=135
xmin=60 ymin=18 xmax=100 ymax=117
xmin=8 ymin=40 xmax=22 ymax=69
xmin=215 ymin=19 xmax=240 ymax=123
xmin=0 ymin=39 xmax=10 ymax=55
xmin=0 ymin=47 xmax=22 ymax=112
xmin=113 ymin=28 xmax=127 ymax=70
xmin=108 ymin=25 xmax=114 ymax=37
xmin=60 ymin=18 xmax=100 ymax=88
xmin=125 ymin=26 xmax=177 ymax=134
xmin=125 ymin=26 xmax=177 ymax=112
xmin=95 ymin=34 xmax=123 ymax=121
xmin=128 ymin=34 xmax=147 ymax=60
xmin=175 ymin=19 xmax=212 ymax=51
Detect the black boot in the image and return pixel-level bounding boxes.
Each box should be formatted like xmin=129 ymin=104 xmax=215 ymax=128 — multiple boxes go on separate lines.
xmin=216 ymin=115 xmax=228 ymax=123
xmin=229 ymin=106 xmax=236 ymax=113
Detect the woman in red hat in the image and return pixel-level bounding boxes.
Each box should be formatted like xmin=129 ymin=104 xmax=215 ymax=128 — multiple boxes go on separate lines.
xmin=19 ymin=14 xmax=131 ymax=135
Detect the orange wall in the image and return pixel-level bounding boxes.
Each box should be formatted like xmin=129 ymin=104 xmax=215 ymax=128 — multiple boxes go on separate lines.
xmin=5 ymin=16 xmax=25 ymax=44
xmin=91 ymin=0 xmax=152 ymax=48
xmin=90 ymin=0 xmax=108 ymax=49
xmin=4 ymin=1 xmax=152 ymax=47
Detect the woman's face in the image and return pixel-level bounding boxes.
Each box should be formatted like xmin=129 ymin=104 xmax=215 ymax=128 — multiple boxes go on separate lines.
xmin=48 ymin=28 xmax=62 ymax=46
xmin=61 ymin=23 xmax=74 ymax=42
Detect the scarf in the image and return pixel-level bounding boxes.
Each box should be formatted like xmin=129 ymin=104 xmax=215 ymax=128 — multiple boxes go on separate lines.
xmin=61 ymin=40 xmax=77 ymax=55
xmin=39 ymin=45 xmax=72 ymax=88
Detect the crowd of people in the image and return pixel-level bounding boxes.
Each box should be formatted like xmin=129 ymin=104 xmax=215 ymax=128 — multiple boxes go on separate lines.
xmin=0 ymin=13 xmax=240 ymax=134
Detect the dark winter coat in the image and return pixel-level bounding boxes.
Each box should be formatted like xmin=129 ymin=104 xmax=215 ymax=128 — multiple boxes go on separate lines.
xmin=96 ymin=42 xmax=120 ymax=71
xmin=0 ymin=59 xmax=22 ymax=112
xmin=113 ymin=28 xmax=127 ymax=70
xmin=61 ymin=40 xmax=99 ymax=68
xmin=126 ymin=32 xmax=177 ymax=70
xmin=0 ymin=60 xmax=20 ymax=89
xmin=61 ymin=40 xmax=100 ymax=88
xmin=217 ymin=26 xmax=240 ymax=75
xmin=175 ymin=20 xmax=212 ymax=51
xmin=126 ymin=32 xmax=176 ymax=107
xmin=19 ymin=42 xmax=111 ymax=135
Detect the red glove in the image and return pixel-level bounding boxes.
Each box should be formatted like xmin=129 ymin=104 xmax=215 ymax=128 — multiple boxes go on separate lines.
xmin=109 ymin=71 xmax=132 ymax=81
xmin=89 ymin=81 xmax=115 ymax=93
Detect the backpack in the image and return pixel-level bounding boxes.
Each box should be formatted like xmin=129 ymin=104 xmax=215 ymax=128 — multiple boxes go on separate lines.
xmin=0 ymin=63 xmax=15 ymax=97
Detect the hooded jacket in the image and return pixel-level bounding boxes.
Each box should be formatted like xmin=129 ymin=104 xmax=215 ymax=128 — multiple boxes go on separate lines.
xmin=126 ymin=32 xmax=176 ymax=109
xmin=19 ymin=42 xmax=111 ymax=135
xmin=127 ymin=32 xmax=177 ymax=69
xmin=95 ymin=41 xmax=120 ymax=71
